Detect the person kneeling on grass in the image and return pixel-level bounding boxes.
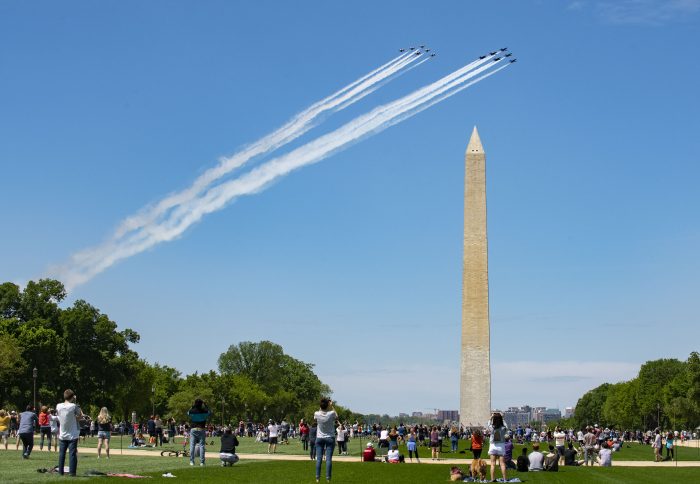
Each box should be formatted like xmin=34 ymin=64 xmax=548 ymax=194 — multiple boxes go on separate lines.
xmin=219 ymin=427 xmax=239 ymax=467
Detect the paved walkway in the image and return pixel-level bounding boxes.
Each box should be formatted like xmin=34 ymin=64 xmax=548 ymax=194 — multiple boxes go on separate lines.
xmin=6 ymin=447 xmax=700 ymax=467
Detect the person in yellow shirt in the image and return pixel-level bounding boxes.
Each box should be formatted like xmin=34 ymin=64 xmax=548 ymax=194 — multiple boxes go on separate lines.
xmin=0 ymin=409 xmax=10 ymax=450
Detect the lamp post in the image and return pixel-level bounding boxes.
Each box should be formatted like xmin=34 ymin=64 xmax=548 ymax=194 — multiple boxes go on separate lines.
xmin=151 ymin=385 xmax=155 ymax=416
xmin=657 ymin=403 xmax=661 ymax=429
xmin=32 ymin=367 xmax=38 ymax=410
xmin=221 ymin=396 xmax=225 ymax=427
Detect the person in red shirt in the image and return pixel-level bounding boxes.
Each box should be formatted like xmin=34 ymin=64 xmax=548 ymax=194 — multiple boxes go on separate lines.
xmin=363 ymin=442 xmax=377 ymax=462
xmin=471 ymin=428 xmax=484 ymax=460
xmin=38 ymin=406 xmax=52 ymax=451
xmin=299 ymin=419 xmax=310 ymax=451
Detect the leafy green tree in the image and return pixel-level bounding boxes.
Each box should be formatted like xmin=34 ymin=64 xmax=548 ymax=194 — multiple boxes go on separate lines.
xmin=636 ymin=358 xmax=685 ymax=428
xmin=602 ymin=380 xmax=640 ymax=429
xmin=574 ymin=383 xmax=611 ymax=428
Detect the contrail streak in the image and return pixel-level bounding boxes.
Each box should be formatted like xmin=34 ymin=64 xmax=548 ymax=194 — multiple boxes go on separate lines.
xmin=113 ymin=51 xmax=421 ymax=239
xmin=52 ymin=56 xmax=510 ymax=289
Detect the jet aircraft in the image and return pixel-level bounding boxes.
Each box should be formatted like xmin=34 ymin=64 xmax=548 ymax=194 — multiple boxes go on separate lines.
xmin=505 ymin=53 xmax=512 ymax=57
xmin=479 ymin=55 xmax=486 ymax=59
xmin=500 ymin=47 xmax=508 ymax=51
xmin=493 ymin=57 xmax=501 ymax=61
xmin=430 ymin=53 xmax=436 ymax=57
xmin=399 ymin=48 xmax=406 ymax=52
xmin=510 ymin=59 xmax=517 ymax=63
xmin=489 ymin=51 xmax=497 ymax=55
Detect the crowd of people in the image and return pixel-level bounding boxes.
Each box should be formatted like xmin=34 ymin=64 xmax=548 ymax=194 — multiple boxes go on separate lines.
xmin=1 ymin=394 xmax=697 ymax=481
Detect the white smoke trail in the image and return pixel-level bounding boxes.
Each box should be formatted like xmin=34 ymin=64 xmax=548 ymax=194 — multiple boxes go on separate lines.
xmin=113 ymin=51 xmax=420 ymax=238
xmin=52 ymin=57 xmax=510 ymax=289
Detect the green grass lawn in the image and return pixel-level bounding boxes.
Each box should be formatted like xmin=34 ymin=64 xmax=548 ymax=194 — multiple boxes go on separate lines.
xmin=1 ymin=449 xmax=699 ymax=483
xmin=61 ymin=434 xmax=700 ymax=462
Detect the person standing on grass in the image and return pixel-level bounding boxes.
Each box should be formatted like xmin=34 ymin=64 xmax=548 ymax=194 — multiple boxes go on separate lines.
xmin=299 ymin=419 xmax=309 ymax=451
xmin=0 ymin=409 xmax=11 ymax=450
xmin=309 ymin=421 xmax=318 ymax=460
xmin=18 ymin=404 xmax=38 ymax=459
xmin=314 ymin=397 xmax=338 ymax=483
xmin=56 ymin=389 xmax=83 ymax=476
xmin=488 ymin=412 xmax=508 ymax=482
xmin=653 ymin=428 xmax=662 ymax=462
xmin=406 ymin=430 xmax=420 ymax=463
xmin=430 ymin=426 xmax=440 ymax=460
xmin=187 ymin=399 xmax=211 ymax=466
xmin=49 ymin=409 xmax=59 ymax=450
xmin=96 ymin=407 xmax=112 ymax=459
xmin=267 ymin=419 xmax=279 ymax=454
xmin=38 ymin=406 xmax=52 ymax=451
xmin=470 ymin=427 xmax=484 ymax=460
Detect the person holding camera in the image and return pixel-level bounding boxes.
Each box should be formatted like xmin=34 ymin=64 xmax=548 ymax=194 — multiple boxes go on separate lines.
xmin=314 ymin=397 xmax=338 ymax=483
xmin=56 ymin=389 xmax=83 ymax=476
xmin=187 ymin=399 xmax=211 ymax=466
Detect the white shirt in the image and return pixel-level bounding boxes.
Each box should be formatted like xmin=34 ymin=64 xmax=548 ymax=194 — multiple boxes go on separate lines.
xmin=50 ymin=415 xmax=59 ymax=432
xmin=56 ymin=402 xmax=81 ymax=440
xmin=268 ymin=424 xmax=278 ymax=437
xmin=336 ymin=426 xmax=345 ymax=441
xmin=314 ymin=410 xmax=337 ymax=439
xmin=380 ymin=429 xmax=389 ymax=440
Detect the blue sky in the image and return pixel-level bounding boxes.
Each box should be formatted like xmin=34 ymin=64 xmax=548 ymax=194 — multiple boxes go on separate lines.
xmin=1 ymin=0 xmax=699 ymax=415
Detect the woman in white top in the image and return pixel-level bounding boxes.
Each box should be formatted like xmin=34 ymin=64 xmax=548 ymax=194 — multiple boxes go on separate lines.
xmin=313 ymin=398 xmax=337 ymax=483
xmin=488 ymin=412 xmax=508 ymax=482
xmin=49 ymin=409 xmax=60 ymax=450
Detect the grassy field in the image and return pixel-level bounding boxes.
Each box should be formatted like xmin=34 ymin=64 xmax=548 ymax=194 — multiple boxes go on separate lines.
xmin=1 ymin=449 xmax=700 ymax=483
xmin=48 ymin=433 xmax=700 ymax=462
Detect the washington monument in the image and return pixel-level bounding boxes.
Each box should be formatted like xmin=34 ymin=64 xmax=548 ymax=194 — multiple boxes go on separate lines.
xmin=460 ymin=126 xmax=491 ymax=428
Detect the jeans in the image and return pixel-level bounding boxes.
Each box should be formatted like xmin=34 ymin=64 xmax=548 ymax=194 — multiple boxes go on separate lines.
xmin=40 ymin=426 xmax=52 ymax=450
xmin=315 ymin=437 xmax=335 ymax=480
xmin=58 ymin=438 xmax=78 ymax=476
xmin=19 ymin=433 xmax=34 ymax=456
xmin=584 ymin=447 xmax=595 ymax=466
xmin=310 ymin=438 xmax=317 ymax=459
xmin=190 ymin=428 xmax=206 ymax=464
xmin=451 ymin=437 xmax=458 ymax=452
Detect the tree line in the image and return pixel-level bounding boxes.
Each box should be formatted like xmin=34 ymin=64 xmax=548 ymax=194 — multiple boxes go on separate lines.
xmin=0 ymin=279 xmax=359 ymax=424
xmin=573 ymin=352 xmax=700 ymax=430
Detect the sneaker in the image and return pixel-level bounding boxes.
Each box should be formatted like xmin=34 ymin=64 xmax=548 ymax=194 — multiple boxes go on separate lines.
xmin=189 ymin=462 xmax=194 ymax=466
xmin=200 ymin=463 xmax=205 ymax=467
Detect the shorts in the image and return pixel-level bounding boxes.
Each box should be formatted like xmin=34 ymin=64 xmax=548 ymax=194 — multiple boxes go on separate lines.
xmin=269 ymin=436 xmax=278 ymax=444
xmin=488 ymin=442 xmax=505 ymax=456
xmin=0 ymin=431 xmax=8 ymax=438
xmin=98 ymin=431 xmax=111 ymax=440
xmin=430 ymin=441 xmax=440 ymax=448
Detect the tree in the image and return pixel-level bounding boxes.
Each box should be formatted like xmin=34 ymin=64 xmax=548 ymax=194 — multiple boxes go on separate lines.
xmin=574 ymin=383 xmax=611 ymax=428
xmin=602 ymin=380 xmax=639 ymax=429
xmin=636 ymin=358 xmax=685 ymax=428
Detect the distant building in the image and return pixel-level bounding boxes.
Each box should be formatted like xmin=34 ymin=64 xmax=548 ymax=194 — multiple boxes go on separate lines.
xmin=399 ymin=413 xmax=409 ymax=419
xmin=438 ymin=410 xmax=459 ymax=422
xmin=411 ymin=412 xmax=423 ymax=417
xmin=503 ymin=406 xmax=531 ymax=428
xmin=533 ymin=408 xmax=561 ymax=424
xmin=564 ymin=407 xmax=575 ymax=419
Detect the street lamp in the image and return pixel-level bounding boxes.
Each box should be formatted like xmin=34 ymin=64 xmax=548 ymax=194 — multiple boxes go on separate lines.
xmin=221 ymin=396 xmax=225 ymax=427
xmin=151 ymin=385 xmax=155 ymax=416
xmin=32 ymin=367 xmax=38 ymax=410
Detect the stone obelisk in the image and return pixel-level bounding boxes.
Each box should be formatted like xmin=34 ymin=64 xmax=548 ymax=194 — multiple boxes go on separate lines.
xmin=460 ymin=126 xmax=491 ymax=428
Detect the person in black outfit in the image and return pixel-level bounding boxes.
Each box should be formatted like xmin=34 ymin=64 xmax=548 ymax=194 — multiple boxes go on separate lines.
xmin=309 ymin=422 xmax=318 ymax=460
xmin=516 ymin=447 xmax=529 ymax=472
xmin=219 ymin=427 xmax=240 ymax=466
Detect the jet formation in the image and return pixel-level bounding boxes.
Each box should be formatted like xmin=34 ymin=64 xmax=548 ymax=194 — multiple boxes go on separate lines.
xmin=399 ymin=45 xmax=437 ymax=58
xmin=399 ymin=45 xmax=516 ymax=64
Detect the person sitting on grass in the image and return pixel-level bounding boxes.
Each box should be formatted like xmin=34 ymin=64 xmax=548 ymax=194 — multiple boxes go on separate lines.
xmin=543 ymin=444 xmax=559 ymax=471
xmin=598 ymin=442 xmax=612 ymax=467
xmin=362 ymin=442 xmax=377 ymax=462
xmin=385 ymin=447 xmax=404 ymax=463
xmin=450 ymin=466 xmax=465 ymax=481
xmin=219 ymin=427 xmax=240 ymax=467
xmin=528 ymin=443 xmax=544 ymax=471
xmin=516 ymin=447 xmax=529 ymax=472
xmin=564 ymin=443 xmax=584 ymax=466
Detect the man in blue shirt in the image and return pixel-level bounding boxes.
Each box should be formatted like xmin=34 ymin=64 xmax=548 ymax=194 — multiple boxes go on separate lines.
xmin=18 ymin=405 xmax=38 ymax=458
